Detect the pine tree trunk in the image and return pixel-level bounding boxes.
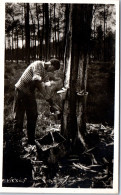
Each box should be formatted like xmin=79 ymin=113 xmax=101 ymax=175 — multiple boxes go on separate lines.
xmin=25 ymin=3 xmax=30 ymax=65
xmin=40 ymin=3 xmax=45 ymax=57
xmin=22 ymin=25 xmax=24 ymax=61
xmin=63 ymin=4 xmax=72 ymax=90
xmin=61 ymin=4 xmax=93 ymax=152
xmin=30 ymin=9 xmax=36 ymax=60
xmin=54 ymin=4 xmax=57 ymax=57
xmin=49 ymin=4 xmax=52 ymax=57
xmin=36 ymin=4 xmax=40 ymax=59
xmin=34 ymin=23 xmax=36 ymax=60
xmin=104 ymin=5 xmax=106 ymax=61
xmin=45 ymin=3 xmax=50 ymax=61
xmin=11 ymin=29 xmax=14 ymax=62
xmin=16 ymin=29 xmax=18 ymax=64
xmin=57 ymin=15 xmax=60 ymax=59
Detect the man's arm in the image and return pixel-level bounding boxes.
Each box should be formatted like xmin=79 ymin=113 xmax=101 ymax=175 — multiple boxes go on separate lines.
xmin=35 ymin=81 xmax=51 ymax=100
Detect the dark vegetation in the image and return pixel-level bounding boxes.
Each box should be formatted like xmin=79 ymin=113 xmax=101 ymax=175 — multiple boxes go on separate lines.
xmin=87 ymin=61 xmax=115 ymax=125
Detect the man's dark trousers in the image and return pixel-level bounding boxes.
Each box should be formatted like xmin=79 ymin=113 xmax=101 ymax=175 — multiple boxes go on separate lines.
xmin=13 ymin=88 xmax=38 ymax=145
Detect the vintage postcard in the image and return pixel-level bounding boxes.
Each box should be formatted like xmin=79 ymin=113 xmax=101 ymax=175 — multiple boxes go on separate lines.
xmin=0 ymin=0 xmax=119 ymax=193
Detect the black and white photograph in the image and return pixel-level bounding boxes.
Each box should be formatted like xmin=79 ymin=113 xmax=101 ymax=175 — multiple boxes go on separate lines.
xmin=0 ymin=0 xmax=119 ymax=193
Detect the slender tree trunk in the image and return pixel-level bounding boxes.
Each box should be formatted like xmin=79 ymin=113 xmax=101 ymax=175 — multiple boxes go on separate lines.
xmin=11 ymin=29 xmax=14 ymax=62
xmin=49 ymin=4 xmax=52 ymax=57
xmin=36 ymin=4 xmax=40 ymax=59
xmin=104 ymin=4 xmax=106 ymax=61
xmin=30 ymin=8 xmax=36 ymax=60
xmin=25 ymin=3 xmax=30 ymax=65
xmin=45 ymin=3 xmax=49 ymax=61
xmin=41 ymin=3 xmax=45 ymax=59
xmin=53 ymin=36 xmax=54 ymax=57
xmin=30 ymin=30 xmax=33 ymax=59
xmin=21 ymin=26 xmax=24 ymax=61
xmin=5 ymin=38 xmax=7 ymax=62
xmin=8 ymin=34 xmax=11 ymax=60
xmin=5 ymin=37 xmax=7 ymax=63
xmin=54 ymin=3 xmax=57 ymax=57
xmin=22 ymin=6 xmax=24 ymax=62
xmin=34 ymin=23 xmax=36 ymax=60
xmin=57 ymin=13 xmax=60 ymax=59
xmin=16 ymin=29 xmax=18 ymax=64
xmin=94 ymin=18 xmax=96 ymax=39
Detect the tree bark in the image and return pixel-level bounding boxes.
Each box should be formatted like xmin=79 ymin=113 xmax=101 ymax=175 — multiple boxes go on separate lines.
xmin=54 ymin=4 xmax=57 ymax=57
xmin=22 ymin=6 xmax=24 ymax=61
xmin=30 ymin=8 xmax=36 ymax=60
xmin=16 ymin=29 xmax=18 ymax=64
xmin=104 ymin=4 xmax=106 ymax=61
xmin=34 ymin=23 xmax=36 ymax=60
xmin=61 ymin=4 xmax=93 ymax=152
xmin=25 ymin=3 xmax=30 ymax=65
xmin=21 ymin=25 xmax=24 ymax=61
xmin=57 ymin=8 xmax=60 ymax=59
xmin=45 ymin=3 xmax=50 ymax=61
xmin=36 ymin=4 xmax=40 ymax=59
xmin=41 ymin=4 xmax=45 ymax=59
xmin=63 ymin=4 xmax=72 ymax=90
xmin=11 ymin=29 xmax=14 ymax=62
xmin=49 ymin=4 xmax=52 ymax=57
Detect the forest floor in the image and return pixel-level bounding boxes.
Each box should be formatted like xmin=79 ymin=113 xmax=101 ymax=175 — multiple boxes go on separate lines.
xmin=3 ymin=60 xmax=114 ymax=188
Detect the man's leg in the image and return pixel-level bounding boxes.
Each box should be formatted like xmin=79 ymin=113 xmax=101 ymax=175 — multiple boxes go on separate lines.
xmin=13 ymin=89 xmax=25 ymax=153
xmin=26 ymin=95 xmax=38 ymax=145
xmin=4 ymin=89 xmax=32 ymax=179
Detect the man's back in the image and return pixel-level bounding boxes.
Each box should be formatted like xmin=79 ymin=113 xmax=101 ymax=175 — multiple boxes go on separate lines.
xmin=15 ymin=61 xmax=46 ymax=95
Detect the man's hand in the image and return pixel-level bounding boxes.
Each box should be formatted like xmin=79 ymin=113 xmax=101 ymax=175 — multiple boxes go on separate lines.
xmin=57 ymin=87 xmax=67 ymax=100
xmin=57 ymin=87 xmax=67 ymax=94
xmin=44 ymin=81 xmax=51 ymax=87
xmin=44 ymin=80 xmax=55 ymax=87
xmin=32 ymin=75 xmax=42 ymax=81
